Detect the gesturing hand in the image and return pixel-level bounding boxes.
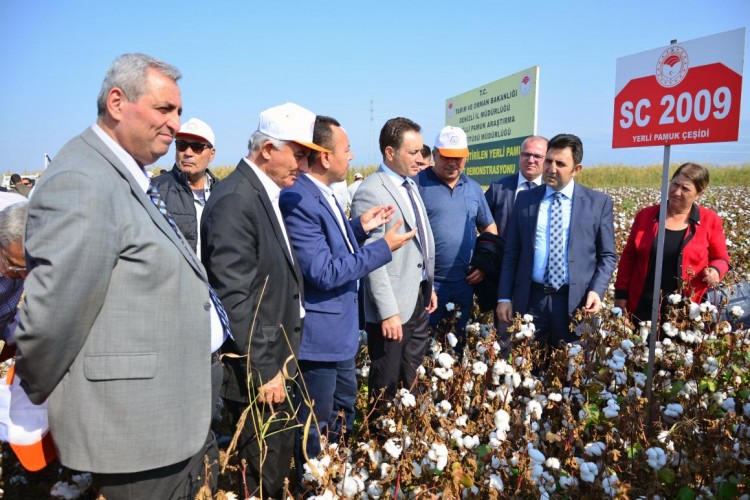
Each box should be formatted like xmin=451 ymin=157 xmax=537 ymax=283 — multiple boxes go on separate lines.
xmin=360 ymin=205 xmax=396 ymax=233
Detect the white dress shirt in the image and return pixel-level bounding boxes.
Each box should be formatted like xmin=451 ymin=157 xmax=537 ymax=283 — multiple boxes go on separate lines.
xmin=306 ymin=174 xmax=354 ymax=252
xmin=244 ymin=158 xmax=305 ymax=318
xmin=532 ymin=181 xmax=575 ymax=284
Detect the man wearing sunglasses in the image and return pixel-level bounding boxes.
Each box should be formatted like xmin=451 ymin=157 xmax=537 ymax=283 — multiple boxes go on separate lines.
xmin=152 ymin=118 xmax=219 ymax=258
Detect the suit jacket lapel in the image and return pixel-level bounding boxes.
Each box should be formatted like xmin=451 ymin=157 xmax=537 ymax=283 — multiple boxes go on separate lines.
xmin=527 ymin=187 xmax=545 ymax=247
xmin=301 ymin=176 xmax=356 ymax=251
xmin=80 ymin=129 xmax=206 ymax=278
xmin=237 ymin=161 xmax=301 ymax=282
xmin=377 ymin=170 xmax=415 ymax=229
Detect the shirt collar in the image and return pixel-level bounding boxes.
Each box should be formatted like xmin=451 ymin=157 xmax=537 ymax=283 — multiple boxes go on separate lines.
xmin=244 ymin=157 xmax=281 ymax=201
xmin=91 ymin=123 xmax=150 ymax=193
xmin=518 ymin=173 xmax=542 ymax=188
xmin=656 ymin=202 xmax=702 ymax=224
xmin=305 ymin=173 xmax=334 ymax=198
xmin=545 ymin=180 xmax=575 ymax=200
xmin=381 ymin=162 xmax=413 ymax=186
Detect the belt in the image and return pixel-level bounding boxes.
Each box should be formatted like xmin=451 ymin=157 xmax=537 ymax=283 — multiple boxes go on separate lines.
xmin=531 ymin=282 xmax=569 ymax=294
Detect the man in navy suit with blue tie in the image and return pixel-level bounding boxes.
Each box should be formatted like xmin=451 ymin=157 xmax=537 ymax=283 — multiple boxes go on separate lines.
xmin=279 ymin=116 xmax=415 ymax=477
xmin=496 ymin=134 xmax=616 ymax=346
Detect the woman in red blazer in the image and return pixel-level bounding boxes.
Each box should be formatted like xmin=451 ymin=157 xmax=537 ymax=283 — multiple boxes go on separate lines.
xmin=614 ymin=163 xmax=730 ymax=321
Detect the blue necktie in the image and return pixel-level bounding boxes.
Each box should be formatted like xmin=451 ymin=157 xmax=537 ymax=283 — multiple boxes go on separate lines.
xmin=520 ymin=181 xmax=534 ymax=191
xmin=147 ymin=183 xmax=232 ymax=341
xmin=544 ymin=192 xmax=565 ymax=290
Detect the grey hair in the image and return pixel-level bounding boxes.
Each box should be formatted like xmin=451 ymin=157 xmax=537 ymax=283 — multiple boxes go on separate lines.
xmin=521 ymin=135 xmax=549 ymax=149
xmin=0 ymin=201 xmax=28 ymax=249
xmin=96 ymin=53 xmax=181 ymax=117
xmin=248 ymin=131 xmax=288 ymax=154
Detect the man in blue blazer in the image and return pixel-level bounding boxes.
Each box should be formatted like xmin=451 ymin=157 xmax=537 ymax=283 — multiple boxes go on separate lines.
xmin=279 ymin=116 xmax=414 ymax=478
xmin=485 ymin=135 xmax=548 ymax=237
xmin=497 ymin=134 xmax=616 ymax=347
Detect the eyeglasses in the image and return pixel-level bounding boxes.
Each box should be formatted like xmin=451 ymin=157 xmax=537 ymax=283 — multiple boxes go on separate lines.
xmin=175 ymin=140 xmax=212 ymax=153
xmin=0 ymin=248 xmax=26 ymax=276
xmin=520 ymin=152 xmax=545 ymax=161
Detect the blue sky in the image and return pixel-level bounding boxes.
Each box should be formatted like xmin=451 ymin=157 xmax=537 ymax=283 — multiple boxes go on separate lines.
xmin=1 ymin=0 xmax=748 ymax=173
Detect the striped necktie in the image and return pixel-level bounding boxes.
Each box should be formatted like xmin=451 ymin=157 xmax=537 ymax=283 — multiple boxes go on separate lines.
xmin=402 ymin=179 xmax=429 ymax=269
xmin=147 ymin=183 xmax=232 ymax=341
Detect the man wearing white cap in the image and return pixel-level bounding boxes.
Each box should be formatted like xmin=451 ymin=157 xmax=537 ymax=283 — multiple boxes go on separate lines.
xmin=201 ymin=102 xmax=328 ymax=498
xmin=152 ymin=118 xmax=218 ymax=257
xmin=348 ymin=171 xmax=364 ymax=199
xmin=416 ymin=126 xmax=497 ymax=352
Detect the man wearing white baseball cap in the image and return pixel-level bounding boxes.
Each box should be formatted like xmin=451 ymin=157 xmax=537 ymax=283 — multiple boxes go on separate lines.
xmin=152 ymin=118 xmax=219 ymax=257
xmin=416 ymin=126 xmax=497 ymax=353
xmin=201 ymin=102 xmax=328 ymax=498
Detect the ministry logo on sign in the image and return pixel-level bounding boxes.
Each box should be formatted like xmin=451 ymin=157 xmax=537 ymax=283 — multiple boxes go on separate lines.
xmin=519 ymin=73 xmax=532 ymax=96
xmin=655 ymin=46 xmax=689 ymax=88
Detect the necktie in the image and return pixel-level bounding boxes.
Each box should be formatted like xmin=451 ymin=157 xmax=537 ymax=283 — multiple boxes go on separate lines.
xmin=520 ymin=181 xmax=534 ymax=191
xmin=402 ymin=180 xmax=429 ymax=269
xmin=147 ymin=183 xmax=233 ymax=341
xmin=544 ymin=192 xmax=565 ymax=290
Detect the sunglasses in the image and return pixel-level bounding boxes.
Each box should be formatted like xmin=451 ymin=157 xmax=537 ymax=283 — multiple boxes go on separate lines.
xmin=175 ymin=139 xmax=212 ymax=153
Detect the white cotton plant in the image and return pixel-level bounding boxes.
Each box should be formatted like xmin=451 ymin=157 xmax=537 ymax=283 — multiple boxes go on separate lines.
xmin=584 ymin=441 xmax=606 ymax=457
xmin=396 ymin=388 xmax=416 ymax=409
xmin=577 ymin=458 xmax=599 ymax=483
xmin=383 ymin=438 xmax=402 ymax=460
xmin=730 ymin=305 xmax=745 ymax=318
xmin=602 ymin=473 xmax=620 ymax=497
xmin=645 ymin=447 xmax=667 ymax=470
xmin=663 ymin=403 xmax=684 ymax=418
xmin=427 ymin=442 xmax=449 ymax=471
xmin=472 ymin=360 xmax=488 ymax=376
xmin=446 ymin=331 xmax=458 ymax=347
xmin=603 ymin=398 xmax=621 ymax=418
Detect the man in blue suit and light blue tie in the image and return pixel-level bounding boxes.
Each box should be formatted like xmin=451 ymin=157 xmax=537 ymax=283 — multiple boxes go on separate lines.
xmin=279 ymin=116 xmax=415 ymax=475
xmin=496 ymin=134 xmax=616 ymax=347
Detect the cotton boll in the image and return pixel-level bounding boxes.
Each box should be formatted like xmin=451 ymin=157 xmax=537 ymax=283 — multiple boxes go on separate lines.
xmin=527 ymin=444 xmax=545 ymax=464
xmin=584 ymin=441 xmax=605 ymax=457
xmin=578 ymin=460 xmax=598 ymax=482
xmin=646 ymin=447 xmax=667 ymax=470
xmin=526 ymin=400 xmax=543 ymax=420
xmin=689 ymin=302 xmax=701 ymax=320
xmin=367 ymin=482 xmax=384 ymax=498
xmin=384 ymin=439 xmax=402 ymax=459
xmin=559 ymin=475 xmax=579 ymax=488
xmin=472 ymin=361 xmax=488 ymax=376
xmin=433 ymin=367 xmax=454 ymax=380
xmin=730 ymin=305 xmax=745 ymax=318
xmin=603 ymin=398 xmax=620 ymax=419
xmin=337 ymin=475 xmax=365 ymax=497
xmin=663 ymin=403 xmax=684 ymax=418
xmin=462 ymin=435 xmax=480 ymax=450
xmin=602 ymin=473 xmax=619 ymax=497
xmin=451 ymin=428 xmax=464 ymax=444
xmin=488 ymin=473 xmax=504 ymax=491
xmin=437 ymin=352 xmax=455 ymax=368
